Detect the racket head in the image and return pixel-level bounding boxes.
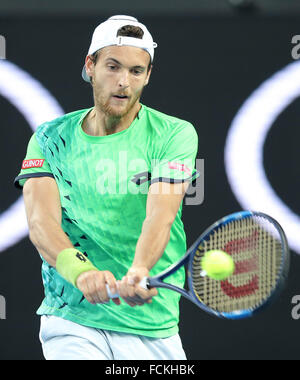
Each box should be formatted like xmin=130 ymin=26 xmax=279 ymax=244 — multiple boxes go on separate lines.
xmin=186 ymin=211 xmax=290 ymax=319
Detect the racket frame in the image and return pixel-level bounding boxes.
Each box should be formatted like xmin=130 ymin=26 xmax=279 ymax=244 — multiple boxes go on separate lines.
xmin=148 ymin=211 xmax=290 ymax=319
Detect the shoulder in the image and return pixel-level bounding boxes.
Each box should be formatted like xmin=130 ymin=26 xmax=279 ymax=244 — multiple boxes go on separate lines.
xmin=142 ymin=105 xmax=197 ymax=138
xmin=35 ymin=108 xmax=90 ymax=142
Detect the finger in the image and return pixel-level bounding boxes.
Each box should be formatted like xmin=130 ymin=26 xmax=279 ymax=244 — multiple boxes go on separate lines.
xmin=118 ymin=277 xmax=155 ymax=306
xmin=127 ymin=274 xmax=139 ymax=286
xmin=78 ymin=271 xmax=106 ymax=305
xmin=94 ymin=272 xmax=111 ymax=303
xmin=118 ymin=277 xmax=132 ymax=298
xmin=103 ymin=271 xmax=118 ymax=296
xmin=89 ymin=272 xmax=106 ymax=304
xmin=103 ymin=272 xmax=121 ymax=306
xmin=116 ymin=280 xmax=136 ymax=307
xmin=83 ymin=274 xmax=99 ymax=305
xmin=134 ymin=285 xmax=158 ymax=301
xmin=122 ymin=276 xmax=138 ymax=298
xmin=80 ymin=271 xmax=106 ymax=305
xmin=116 ymin=278 xmax=126 ymax=298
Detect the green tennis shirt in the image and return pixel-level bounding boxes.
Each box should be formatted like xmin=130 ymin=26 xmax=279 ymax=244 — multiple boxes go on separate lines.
xmin=14 ymin=104 xmax=199 ymax=338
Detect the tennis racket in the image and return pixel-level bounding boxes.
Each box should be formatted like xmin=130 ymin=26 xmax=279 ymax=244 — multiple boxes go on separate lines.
xmin=106 ymin=211 xmax=290 ymax=319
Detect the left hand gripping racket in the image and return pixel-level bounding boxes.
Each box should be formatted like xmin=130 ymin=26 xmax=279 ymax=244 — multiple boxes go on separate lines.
xmin=106 ymin=211 xmax=290 ymax=319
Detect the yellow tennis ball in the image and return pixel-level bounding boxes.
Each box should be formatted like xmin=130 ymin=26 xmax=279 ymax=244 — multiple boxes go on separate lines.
xmin=201 ymin=250 xmax=235 ymax=280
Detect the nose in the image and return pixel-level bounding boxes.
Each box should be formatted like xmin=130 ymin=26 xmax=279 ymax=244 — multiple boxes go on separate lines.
xmin=118 ymin=69 xmax=130 ymax=89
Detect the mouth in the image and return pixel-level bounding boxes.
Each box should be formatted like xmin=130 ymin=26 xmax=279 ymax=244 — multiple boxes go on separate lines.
xmin=112 ymin=94 xmax=129 ymax=100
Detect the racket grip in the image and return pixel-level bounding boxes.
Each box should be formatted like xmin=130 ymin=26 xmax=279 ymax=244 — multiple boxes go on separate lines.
xmin=105 ymin=277 xmax=149 ymax=299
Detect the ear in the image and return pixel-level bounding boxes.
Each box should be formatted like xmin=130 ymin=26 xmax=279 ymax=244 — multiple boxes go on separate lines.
xmin=85 ymin=55 xmax=95 ymax=79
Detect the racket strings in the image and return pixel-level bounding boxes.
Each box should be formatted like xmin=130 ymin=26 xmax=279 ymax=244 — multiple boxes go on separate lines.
xmin=191 ymin=215 xmax=283 ymax=313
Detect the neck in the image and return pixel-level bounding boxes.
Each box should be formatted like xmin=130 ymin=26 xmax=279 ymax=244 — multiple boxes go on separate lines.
xmin=83 ymin=102 xmax=141 ymax=137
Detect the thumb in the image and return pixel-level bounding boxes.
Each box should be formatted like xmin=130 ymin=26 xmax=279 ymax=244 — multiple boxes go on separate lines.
xmin=128 ymin=274 xmax=139 ymax=286
xmin=127 ymin=267 xmax=149 ymax=285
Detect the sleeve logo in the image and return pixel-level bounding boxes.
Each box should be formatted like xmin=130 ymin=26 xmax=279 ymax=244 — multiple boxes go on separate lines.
xmin=22 ymin=159 xmax=45 ymax=170
xmin=168 ymin=162 xmax=192 ymax=176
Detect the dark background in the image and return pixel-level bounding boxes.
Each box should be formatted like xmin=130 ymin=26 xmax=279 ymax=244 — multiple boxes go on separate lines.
xmin=1 ymin=0 xmax=300 ymax=360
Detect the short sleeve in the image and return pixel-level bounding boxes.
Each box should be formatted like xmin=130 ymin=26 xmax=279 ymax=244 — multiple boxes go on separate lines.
xmin=151 ymin=123 xmax=199 ymax=184
xmin=14 ymin=133 xmax=54 ymax=189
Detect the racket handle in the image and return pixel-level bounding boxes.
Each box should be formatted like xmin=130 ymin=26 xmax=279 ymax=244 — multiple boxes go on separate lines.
xmin=105 ymin=277 xmax=149 ymax=299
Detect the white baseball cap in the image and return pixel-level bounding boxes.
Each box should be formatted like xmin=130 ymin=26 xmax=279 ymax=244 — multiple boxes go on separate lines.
xmin=82 ymin=15 xmax=158 ymax=82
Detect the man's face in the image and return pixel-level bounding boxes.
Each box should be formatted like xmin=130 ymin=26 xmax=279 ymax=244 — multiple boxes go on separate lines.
xmin=85 ymin=45 xmax=152 ymax=118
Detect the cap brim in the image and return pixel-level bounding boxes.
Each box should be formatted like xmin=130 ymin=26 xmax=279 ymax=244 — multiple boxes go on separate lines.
xmin=82 ymin=66 xmax=91 ymax=83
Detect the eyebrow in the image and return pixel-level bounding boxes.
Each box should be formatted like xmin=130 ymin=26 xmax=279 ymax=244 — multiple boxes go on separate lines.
xmin=105 ymin=58 xmax=146 ymax=70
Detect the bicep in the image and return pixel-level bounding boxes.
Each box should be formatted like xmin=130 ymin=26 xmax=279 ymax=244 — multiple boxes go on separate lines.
xmin=146 ymin=181 xmax=190 ymax=223
xmin=23 ymin=177 xmax=62 ymax=229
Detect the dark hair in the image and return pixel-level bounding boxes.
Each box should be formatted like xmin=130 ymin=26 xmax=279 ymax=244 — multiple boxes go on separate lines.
xmin=117 ymin=25 xmax=144 ymax=39
xmin=89 ymin=25 xmax=151 ymax=83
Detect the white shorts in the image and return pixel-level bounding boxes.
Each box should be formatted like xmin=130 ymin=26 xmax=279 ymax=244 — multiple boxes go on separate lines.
xmin=39 ymin=315 xmax=187 ymax=360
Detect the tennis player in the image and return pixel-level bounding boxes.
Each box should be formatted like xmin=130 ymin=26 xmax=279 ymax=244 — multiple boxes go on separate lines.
xmin=14 ymin=15 xmax=199 ymax=360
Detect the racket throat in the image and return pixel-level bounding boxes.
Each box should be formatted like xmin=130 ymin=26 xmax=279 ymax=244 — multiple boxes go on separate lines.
xmin=147 ymin=278 xmax=193 ymax=303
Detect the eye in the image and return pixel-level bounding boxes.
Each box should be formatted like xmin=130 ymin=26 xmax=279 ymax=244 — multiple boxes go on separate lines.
xmin=132 ymin=69 xmax=143 ymax=76
xmin=108 ymin=65 xmax=117 ymax=71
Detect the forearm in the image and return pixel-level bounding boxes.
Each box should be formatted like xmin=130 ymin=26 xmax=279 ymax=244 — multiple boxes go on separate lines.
xmin=29 ymin=217 xmax=73 ymax=267
xmin=132 ymin=214 xmax=173 ymax=270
